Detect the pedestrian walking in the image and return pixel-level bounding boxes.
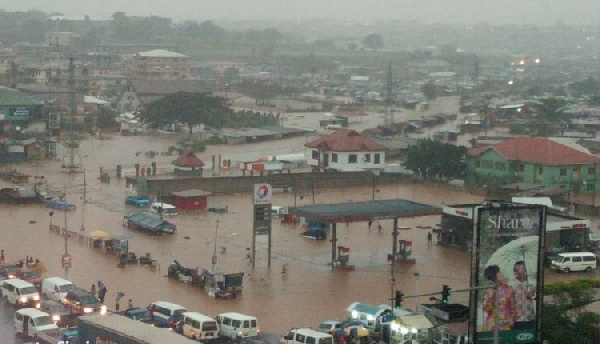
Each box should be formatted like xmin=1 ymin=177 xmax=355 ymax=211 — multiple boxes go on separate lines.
xmin=90 ymin=284 xmax=96 ymax=298
xmin=368 ymin=219 xmax=373 ymax=229
xmin=427 ymin=231 xmax=433 ymax=245
xmin=377 ymin=223 xmax=383 ymax=233
xmin=0 ymin=249 xmax=5 ymax=264
xmin=98 ymin=285 xmax=107 ymax=304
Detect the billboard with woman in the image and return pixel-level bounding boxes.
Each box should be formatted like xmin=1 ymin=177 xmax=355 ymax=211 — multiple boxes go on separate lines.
xmin=470 ymin=203 xmax=545 ymax=344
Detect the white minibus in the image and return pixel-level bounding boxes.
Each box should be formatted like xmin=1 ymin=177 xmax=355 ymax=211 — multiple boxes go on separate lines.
xmin=181 ymin=312 xmax=220 ymax=341
xmin=216 ymin=312 xmax=259 ymax=339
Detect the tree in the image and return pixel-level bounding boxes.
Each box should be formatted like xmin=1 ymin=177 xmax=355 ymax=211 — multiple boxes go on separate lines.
xmin=542 ymin=279 xmax=600 ymax=343
xmin=403 ymin=139 xmax=467 ymax=180
xmin=362 ymin=33 xmax=383 ymax=51
xmin=141 ymin=92 xmax=230 ymax=135
xmin=421 ymin=81 xmax=438 ymax=101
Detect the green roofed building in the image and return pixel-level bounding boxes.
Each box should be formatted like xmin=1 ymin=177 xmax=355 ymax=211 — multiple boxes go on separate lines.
xmin=466 ymin=136 xmax=600 ymax=194
xmin=0 ymin=87 xmax=43 ymax=134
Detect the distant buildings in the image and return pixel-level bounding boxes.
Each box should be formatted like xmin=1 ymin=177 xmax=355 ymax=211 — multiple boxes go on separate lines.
xmin=130 ymin=49 xmax=190 ymax=80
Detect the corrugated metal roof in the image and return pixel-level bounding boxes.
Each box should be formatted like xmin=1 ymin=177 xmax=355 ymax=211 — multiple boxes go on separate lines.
xmin=137 ymin=49 xmax=187 ymax=58
xmin=0 ymin=87 xmax=43 ymax=106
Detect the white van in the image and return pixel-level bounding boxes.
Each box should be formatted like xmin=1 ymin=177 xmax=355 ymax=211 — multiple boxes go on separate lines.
xmin=280 ymin=328 xmax=334 ymax=344
xmin=2 ymin=278 xmax=40 ymax=308
xmin=551 ymin=252 xmax=597 ymax=272
xmin=41 ymin=277 xmax=75 ymax=302
xmin=180 ymin=312 xmax=219 ymax=341
xmin=150 ymin=202 xmax=178 ymax=216
xmin=147 ymin=301 xmax=187 ymax=328
xmin=216 ymin=312 xmax=259 ymax=339
xmin=14 ymin=308 xmax=58 ymax=337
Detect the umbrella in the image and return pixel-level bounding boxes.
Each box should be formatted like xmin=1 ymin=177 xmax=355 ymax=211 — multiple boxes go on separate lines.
xmin=89 ymin=230 xmax=112 ymax=239
xmin=344 ymin=325 xmax=369 ymax=337
xmin=485 ymin=235 xmax=539 ymax=280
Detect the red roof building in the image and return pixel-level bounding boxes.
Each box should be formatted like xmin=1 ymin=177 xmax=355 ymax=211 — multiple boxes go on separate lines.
xmin=172 ymin=149 xmax=204 ymax=176
xmin=466 ymin=136 xmax=600 ymax=193
xmin=468 ymin=136 xmax=600 ymax=165
xmin=305 ymin=129 xmax=388 ymax=171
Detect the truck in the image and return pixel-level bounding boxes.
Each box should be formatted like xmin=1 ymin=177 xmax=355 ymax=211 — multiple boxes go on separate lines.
xmin=77 ymin=313 xmax=193 ymax=344
xmin=36 ymin=327 xmax=79 ymax=344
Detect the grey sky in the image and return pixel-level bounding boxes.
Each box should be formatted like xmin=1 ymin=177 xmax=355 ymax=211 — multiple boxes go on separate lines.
xmin=1 ymin=0 xmax=599 ymax=25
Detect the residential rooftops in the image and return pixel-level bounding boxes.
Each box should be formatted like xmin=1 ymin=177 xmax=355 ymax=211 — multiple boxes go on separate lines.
xmin=468 ymin=136 xmax=600 ymax=165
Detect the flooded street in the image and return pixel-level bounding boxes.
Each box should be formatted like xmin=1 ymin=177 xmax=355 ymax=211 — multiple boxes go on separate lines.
xmin=1 ymin=97 xmax=598 ymax=342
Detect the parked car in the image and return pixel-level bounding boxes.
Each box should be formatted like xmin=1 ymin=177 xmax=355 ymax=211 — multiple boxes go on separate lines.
xmin=47 ymin=199 xmax=76 ymax=211
xmin=123 ymin=307 xmax=171 ymax=328
xmin=125 ymin=195 xmax=150 ymax=208
xmin=64 ymin=288 xmax=106 ymax=315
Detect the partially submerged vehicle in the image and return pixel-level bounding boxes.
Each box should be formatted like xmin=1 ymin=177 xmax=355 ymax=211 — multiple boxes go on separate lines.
xmin=123 ymin=212 xmax=176 ymax=235
xmin=125 ymin=195 xmax=150 ymax=207
xmin=150 ymin=202 xmax=178 ymax=216
xmin=0 ymin=187 xmax=43 ymax=204
xmin=47 ymin=199 xmax=76 ymax=211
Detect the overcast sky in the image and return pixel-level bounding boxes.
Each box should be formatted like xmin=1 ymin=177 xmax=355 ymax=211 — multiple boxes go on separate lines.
xmin=2 ymin=0 xmax=600 ymax=25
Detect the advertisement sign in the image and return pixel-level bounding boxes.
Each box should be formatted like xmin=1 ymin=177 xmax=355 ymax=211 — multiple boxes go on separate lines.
xmin=472 ymin=205 xmax=545 ymax=344
xmin=8 ymin=107 xmax=32 ymax=117
xmin=61 ymin=254 xmax=72 ymax=268
xmin=253 ymin=184 xmax=272 ymax=205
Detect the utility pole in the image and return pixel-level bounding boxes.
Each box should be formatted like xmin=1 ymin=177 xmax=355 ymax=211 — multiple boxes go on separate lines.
xmin=211 ymin=219 xmax=219 ymax=272
xmin=80 ymin=169 xmax=86 ymax=231
xmin=63 ymin=187 xmax=69 ymax=278
xmin=384 ymin=62 xmax=394 ymax=127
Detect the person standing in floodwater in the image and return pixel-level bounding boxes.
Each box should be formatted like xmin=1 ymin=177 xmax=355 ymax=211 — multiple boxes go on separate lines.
xmin=0 ymin=249 xmax=4 ymax=264
xmin=378 ymin=223 xmax=383 ymax=233
xmin=427 ymin=232 xmax=433 ymax=245
xmin=91 ymin=284 xmax=96 ymax=298
xmin=98 ymin=285 xmax=107 ymax=304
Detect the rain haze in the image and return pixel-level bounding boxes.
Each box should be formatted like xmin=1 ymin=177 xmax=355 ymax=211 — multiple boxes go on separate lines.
xmin=2 ymin=0 xmax=600 ymax=24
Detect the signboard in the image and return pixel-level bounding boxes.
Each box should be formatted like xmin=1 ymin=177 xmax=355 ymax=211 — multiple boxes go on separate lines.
xmin=61 ymin=254 xmax=72 ymax=268
xmin=9 ymin=107 xmax=31 ymax=116
xmin=471 ymin=205 xmax=545 ymax=344
xmin=253 ymin=183 xmax=272 ymax=205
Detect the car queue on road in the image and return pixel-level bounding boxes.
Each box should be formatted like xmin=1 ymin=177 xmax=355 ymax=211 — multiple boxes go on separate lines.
xmin=0 ymin=263 xmax=267 ymax=344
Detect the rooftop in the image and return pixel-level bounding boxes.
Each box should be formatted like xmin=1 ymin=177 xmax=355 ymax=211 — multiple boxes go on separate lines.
xmin=468 ymin=136 xmax=600 ymax=165
xmin=289 ymin=199 xmax=441 ymax=223
xmin=305 ymin=129 xmax=389 ymax=152
xmin=137 ymin=49 xmax=187 ymax=58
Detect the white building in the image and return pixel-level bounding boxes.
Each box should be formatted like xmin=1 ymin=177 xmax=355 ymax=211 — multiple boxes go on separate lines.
xmin=305 ymin=129 xmax=388 ymax=172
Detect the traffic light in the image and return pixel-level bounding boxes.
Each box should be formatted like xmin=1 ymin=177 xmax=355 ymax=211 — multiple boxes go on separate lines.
xmin=441 ymin=284 xmax=451 ymax=304
xmin=394 ymin=290 xmax=404 ymax=308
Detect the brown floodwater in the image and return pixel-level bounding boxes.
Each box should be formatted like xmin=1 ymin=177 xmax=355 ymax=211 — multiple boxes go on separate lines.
xmin=1 ymin=97 xmax=597 ymax=335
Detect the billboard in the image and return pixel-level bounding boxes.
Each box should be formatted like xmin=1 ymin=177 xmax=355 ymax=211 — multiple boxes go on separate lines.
xmin=471 ymin=204 xmax=545 ymax=344
xmin=253 ymin=183 xmax=272 ymax=205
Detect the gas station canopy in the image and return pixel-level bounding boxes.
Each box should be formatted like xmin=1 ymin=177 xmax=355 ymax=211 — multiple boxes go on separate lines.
xmin=288 ymin=199 xmax=442 ymax=223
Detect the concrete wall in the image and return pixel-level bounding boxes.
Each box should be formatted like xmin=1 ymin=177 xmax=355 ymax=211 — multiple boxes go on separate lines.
xmin=128 ymin=171 xmax=414 ymax=197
